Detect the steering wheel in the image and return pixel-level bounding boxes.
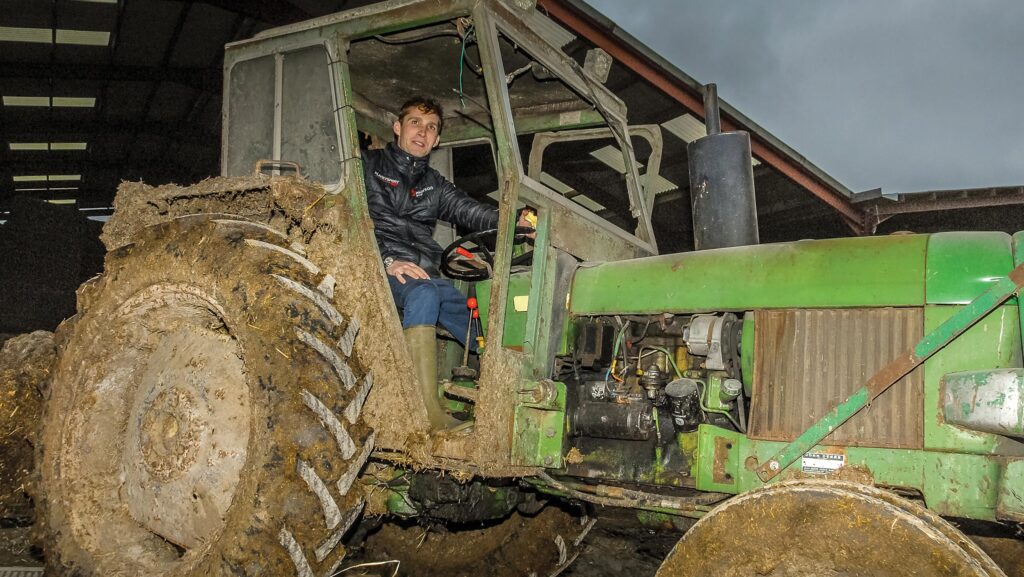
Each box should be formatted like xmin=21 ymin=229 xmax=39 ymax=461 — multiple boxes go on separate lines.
xmin=440 ymin=227 xmax=535 ymax=281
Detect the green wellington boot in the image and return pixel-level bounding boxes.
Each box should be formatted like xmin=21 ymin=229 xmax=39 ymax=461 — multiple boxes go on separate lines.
xmin=403 ymin=325 xmax=455 ymax=429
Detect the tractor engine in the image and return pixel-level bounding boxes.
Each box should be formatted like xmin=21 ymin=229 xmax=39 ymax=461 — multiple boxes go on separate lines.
xmin=565 ymin=312 xmax=748 ymax=487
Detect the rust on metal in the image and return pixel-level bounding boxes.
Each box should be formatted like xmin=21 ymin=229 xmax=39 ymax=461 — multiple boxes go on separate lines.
xmin=860 ymin=185 xmax=1024 ymax=233
xmin=864 ymin=351 xmax=921 ymax=398
xmin=749 ymin=308 xmax=924 ymax=448
xmin=1009 ymin=265 xmax=1024 ymax=286
xmin=712 ymin=436 xmax=735 ymax=485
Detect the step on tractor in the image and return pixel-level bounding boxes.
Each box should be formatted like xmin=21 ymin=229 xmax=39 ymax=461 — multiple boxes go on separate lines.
xmin=35 ymin=0 xmax=1024 ymax=575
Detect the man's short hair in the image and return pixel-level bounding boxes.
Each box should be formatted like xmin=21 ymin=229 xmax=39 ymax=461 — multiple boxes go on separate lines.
xmin=398 ymin=96 xmax=444 ymax=134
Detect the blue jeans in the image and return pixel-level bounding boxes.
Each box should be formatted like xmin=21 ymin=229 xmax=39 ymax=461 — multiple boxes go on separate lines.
xmin=387 ymin=276 xmax=478 ymax=350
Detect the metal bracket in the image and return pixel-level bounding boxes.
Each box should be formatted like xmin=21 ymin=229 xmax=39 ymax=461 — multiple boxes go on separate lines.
xmin=512 ymin=379 xmax=567 ymax=467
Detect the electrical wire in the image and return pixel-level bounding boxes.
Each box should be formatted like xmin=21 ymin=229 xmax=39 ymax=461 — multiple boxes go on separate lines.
xmin=636 ymin=318 xmax=653 ymax=341
xmin=457 ymin=24 xmax=475 ymax=108
xmin=462 ymin=51 xmax=483 ymax=77
xmin=636 ymin=344 xmax=747 ymax=432
xmin=373 ymin=29 xmax=460 ymax=44
xmin=636 ymin=346 xmax=683 ymax=378
xmin=605 ymin=320 xmax=630 ymax=382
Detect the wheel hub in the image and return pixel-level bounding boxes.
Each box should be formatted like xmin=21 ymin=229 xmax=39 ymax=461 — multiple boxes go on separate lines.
xmin=139 ymin=387 xmax=200 ymax=479
xmin=120 ymin=318 xmax=251 ymax=550
xmin=60 ymin=286 xmax=253 ymax=558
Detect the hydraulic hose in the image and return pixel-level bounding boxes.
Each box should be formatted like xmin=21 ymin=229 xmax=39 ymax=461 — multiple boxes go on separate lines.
xmin=533 ymin=471 xmax=727 ymax=516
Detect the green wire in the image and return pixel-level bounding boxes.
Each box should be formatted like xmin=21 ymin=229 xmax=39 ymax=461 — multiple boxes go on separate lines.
xmin=638 ymin=345 xmax=742 ymax=429
xmin=606 ymin=320 xmax=630 ymax=381
xmin=638 ymin=345 xmax=682 ymax=378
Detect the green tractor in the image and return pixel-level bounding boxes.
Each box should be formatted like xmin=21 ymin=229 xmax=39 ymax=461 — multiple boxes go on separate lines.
xmin=35 ymin=0 xmax=1024 ymax=575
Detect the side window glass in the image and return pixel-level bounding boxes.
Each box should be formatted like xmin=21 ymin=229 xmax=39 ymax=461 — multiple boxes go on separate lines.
xmin=282 ymin=46 xmax=342 ymax=185
xmin=225 ymin=56 xmax=274 ymax=177
xmin=225 ymin=45 xmax=343 ymax=185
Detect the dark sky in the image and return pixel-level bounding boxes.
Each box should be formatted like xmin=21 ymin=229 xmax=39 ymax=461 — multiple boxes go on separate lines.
xmin=587 ymin=0 xmax=1024 ymax=195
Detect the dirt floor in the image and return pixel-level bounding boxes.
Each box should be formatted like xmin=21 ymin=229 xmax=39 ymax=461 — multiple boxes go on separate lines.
xmin=0 ymin=513 xmax=678 ymax=575
xmin=341 ymin=506 xmax=679 ymax=577
xmin=560 ymin=521 xmax=679 ymax=577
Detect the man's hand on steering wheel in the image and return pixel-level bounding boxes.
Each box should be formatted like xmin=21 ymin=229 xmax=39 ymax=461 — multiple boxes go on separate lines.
xmin=440 ymin=226 xmax=535 ymax=281
xmin=516 ymin=208 xmax=537 ymax=239
xmin=386 ymin=259 xmax=430 ymax=284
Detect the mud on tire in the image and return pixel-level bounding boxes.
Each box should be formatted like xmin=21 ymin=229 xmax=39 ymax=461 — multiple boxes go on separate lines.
xmin=37 ymin=215 xmax=374 ymax=576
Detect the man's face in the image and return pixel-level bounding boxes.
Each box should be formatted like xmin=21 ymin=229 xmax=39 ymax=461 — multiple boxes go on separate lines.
xmin=393 ymin=107 xmax=441 ymax=158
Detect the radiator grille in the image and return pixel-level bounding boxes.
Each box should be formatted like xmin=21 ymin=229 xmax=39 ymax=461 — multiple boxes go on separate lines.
xmin=748 ymin=308 xmax=924 ymax=449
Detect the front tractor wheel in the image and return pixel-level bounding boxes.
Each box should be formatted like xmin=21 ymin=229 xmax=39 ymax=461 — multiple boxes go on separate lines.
xmin=38 ymin=216 xmax=375 ymax=576
xmin=657 ymin=480 xmax=1006 ymax=577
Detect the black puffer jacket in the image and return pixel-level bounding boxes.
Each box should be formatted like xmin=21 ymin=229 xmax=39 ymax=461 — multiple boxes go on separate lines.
xmin=363 ymin=143 xmax=498 ymax=277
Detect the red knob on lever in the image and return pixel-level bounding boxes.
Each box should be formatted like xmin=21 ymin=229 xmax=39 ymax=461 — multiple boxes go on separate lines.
xmin=456 ymin=247 xmax=474 ymax=259
xmin=467 ymin=297 xmax=478 ymax=310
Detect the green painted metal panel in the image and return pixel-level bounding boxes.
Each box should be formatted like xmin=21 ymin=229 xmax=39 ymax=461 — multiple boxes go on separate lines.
xmin=926 ymin=231 xmax=1014 ymax=305
xmin=478 ymin=267 xmax=572 ymax=355
xmin=694 ymin=425 xmax=742 ymax=494
xmin=696 ymin=426 xmax=1002 ymax=520
xmin=923 ymin=305 xmax=1022 ymax=454
xmin=570 ymin=235 xmax=928 ymax=315
xmin=1015 ymin=232 xmax=1024 ymax=363
xmin=997 ymin=458 xmax=1024 ymax=522
xmin=476 ymin=274 xmax=532 ymax=349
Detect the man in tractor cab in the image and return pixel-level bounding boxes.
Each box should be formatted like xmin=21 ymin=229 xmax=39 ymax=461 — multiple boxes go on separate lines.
xmin=362 ymin=96 xmax=533 ymax=427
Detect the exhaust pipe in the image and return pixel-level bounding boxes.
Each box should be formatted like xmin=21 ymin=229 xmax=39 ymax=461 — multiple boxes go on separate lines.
xmin=687 ymin=83 xmax=759 ymax=251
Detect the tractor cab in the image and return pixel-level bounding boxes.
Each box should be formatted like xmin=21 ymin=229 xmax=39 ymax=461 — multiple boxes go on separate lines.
xmin=221 ymin=0 xmax=663 ymax=459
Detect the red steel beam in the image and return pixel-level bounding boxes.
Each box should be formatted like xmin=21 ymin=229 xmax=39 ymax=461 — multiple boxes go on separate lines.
xmin=538 ymin=0 xmax=866 ymax=233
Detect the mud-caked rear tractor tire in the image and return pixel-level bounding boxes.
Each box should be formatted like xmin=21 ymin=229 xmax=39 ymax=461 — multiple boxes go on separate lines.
xmin=37 ymin=215 xmax=375 ymax=576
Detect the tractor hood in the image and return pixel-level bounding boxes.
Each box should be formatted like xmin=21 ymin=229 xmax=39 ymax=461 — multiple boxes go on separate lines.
xmin=569 ymin=232 xmax=1014 ymax=315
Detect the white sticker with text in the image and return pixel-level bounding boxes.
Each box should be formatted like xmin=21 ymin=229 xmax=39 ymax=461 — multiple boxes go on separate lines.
xmin=801 ymin=452 xmax=845 ymax=474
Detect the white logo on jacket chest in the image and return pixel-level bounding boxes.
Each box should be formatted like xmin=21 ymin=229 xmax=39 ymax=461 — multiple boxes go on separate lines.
xmin=374 ymin=171 xmax=400 ymax=187
xmin=410 ymin=185 xmax=434 ymax=199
